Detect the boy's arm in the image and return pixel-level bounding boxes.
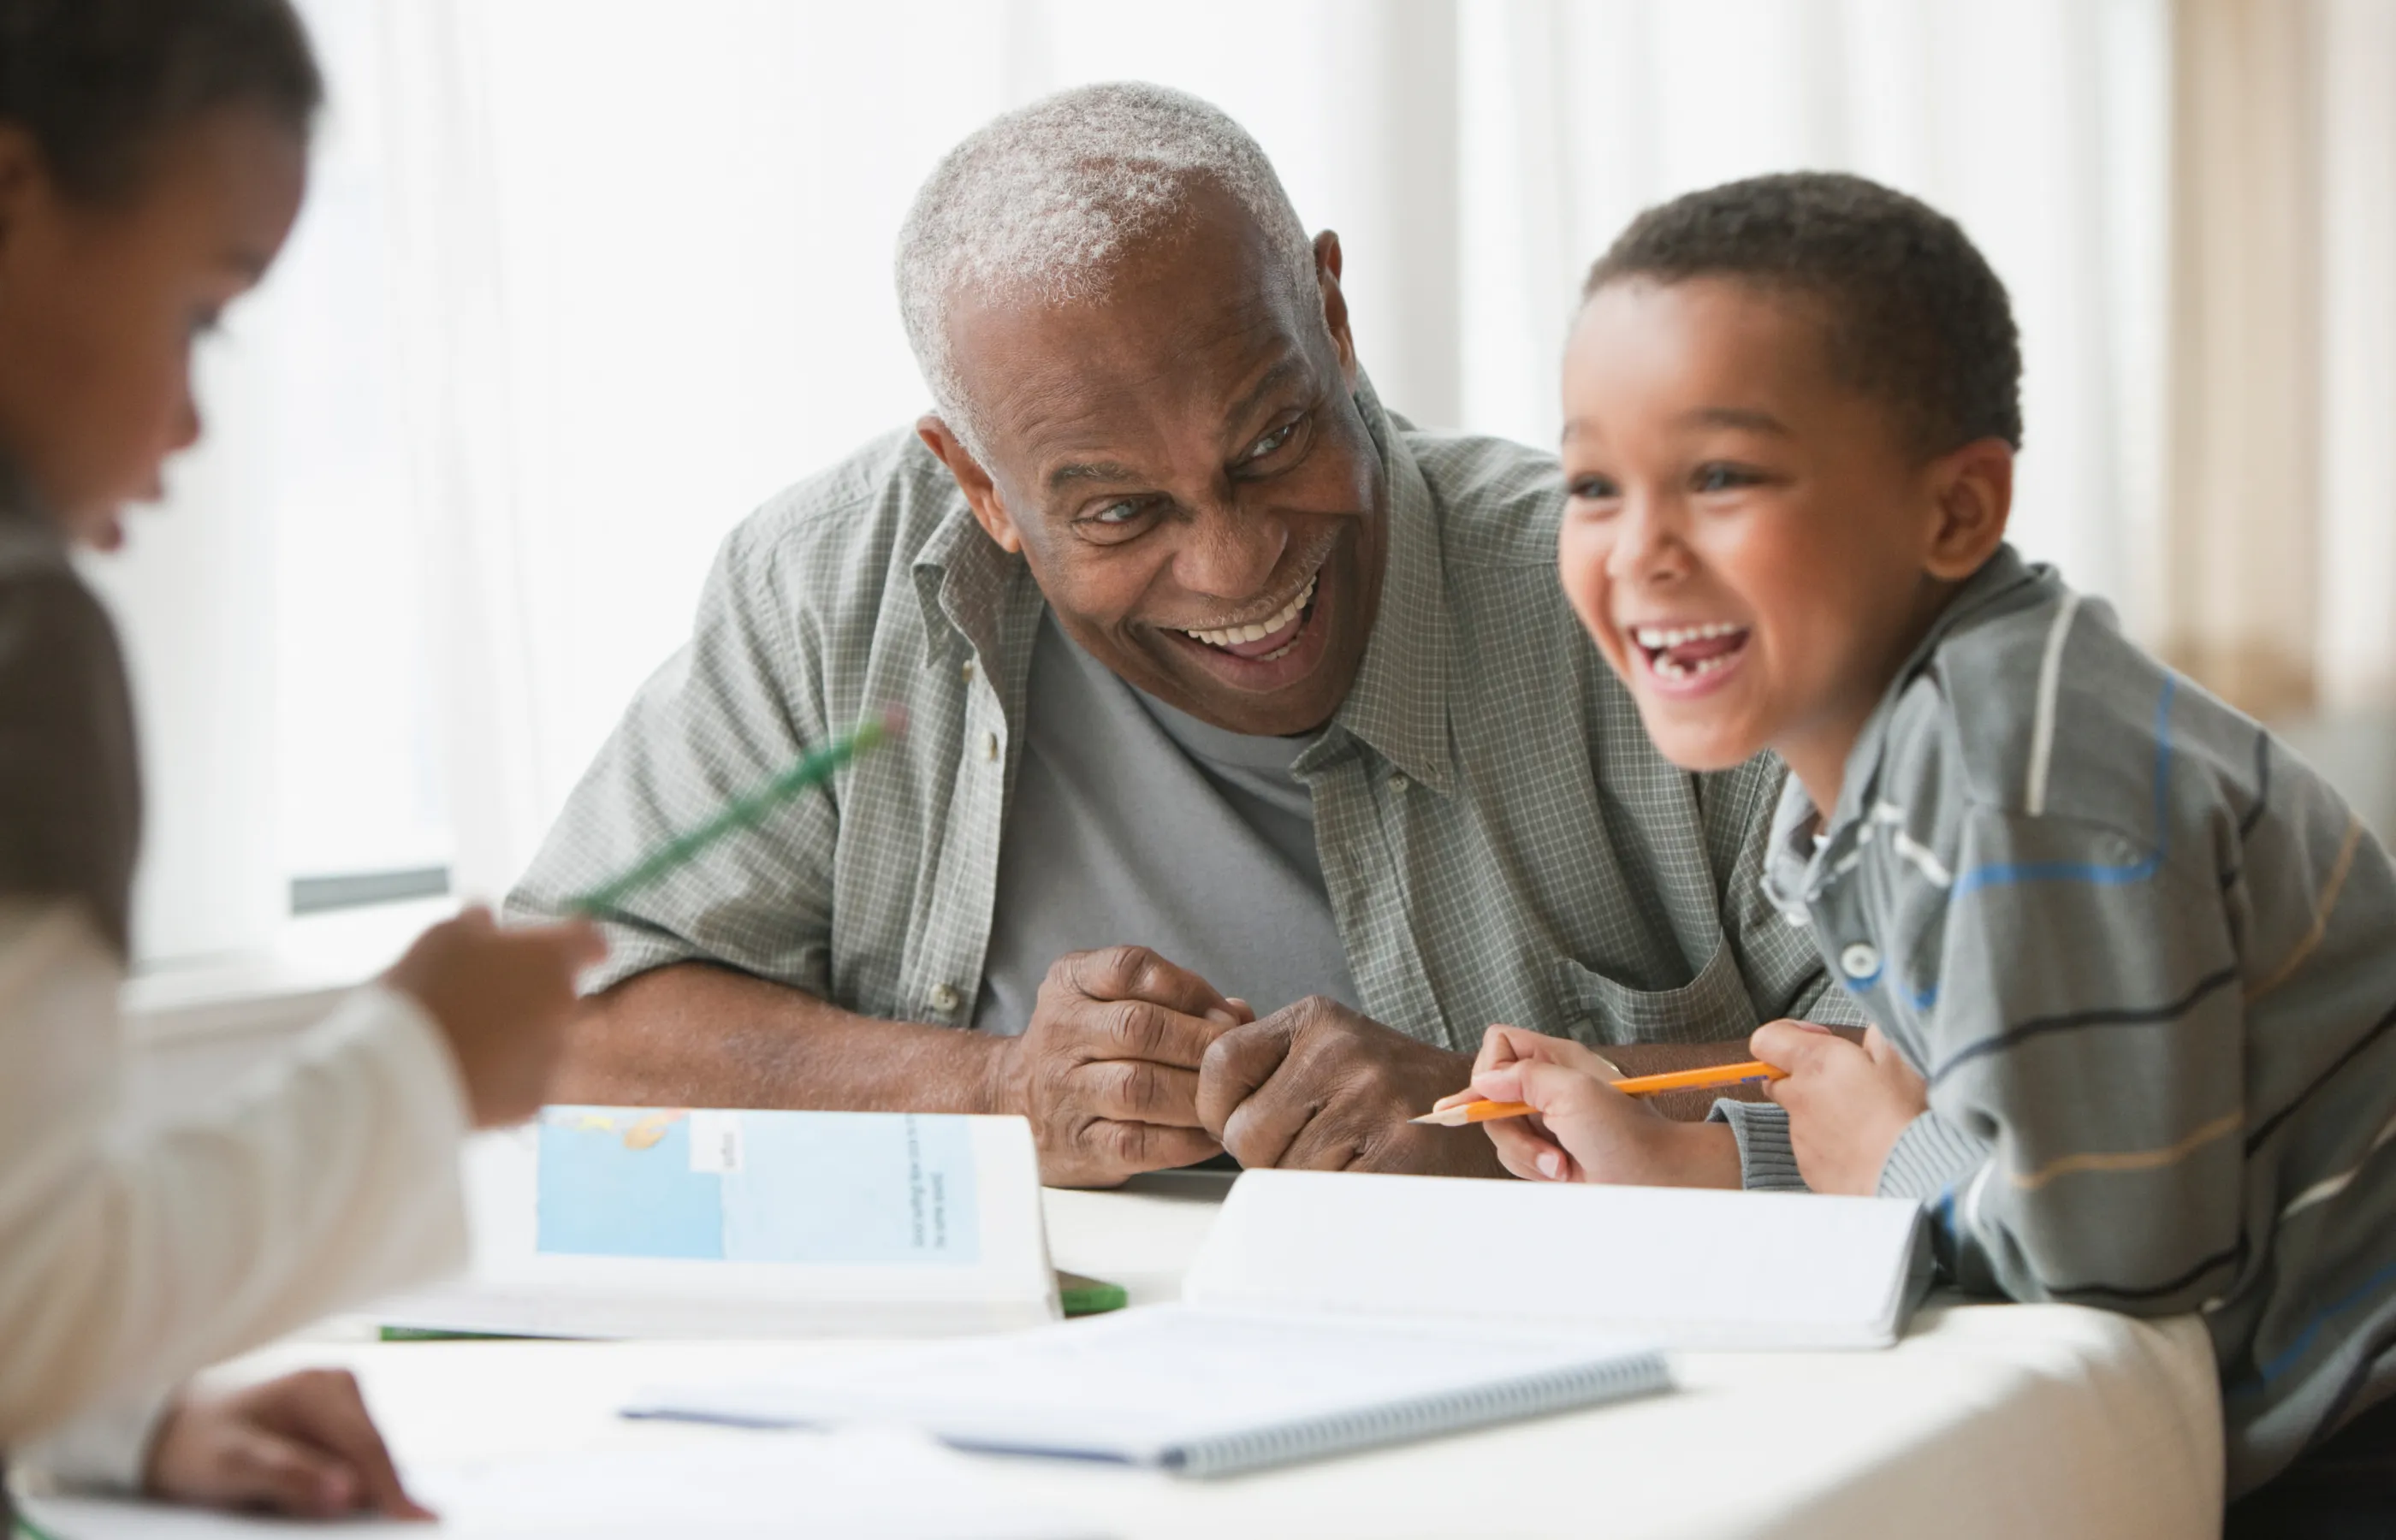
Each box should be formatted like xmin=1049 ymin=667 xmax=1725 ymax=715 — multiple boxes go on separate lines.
xmin=0 ymin=904 xmax=471 ymax=1445
xmin=1874 ymin=805 xmax=2248 ymax=1312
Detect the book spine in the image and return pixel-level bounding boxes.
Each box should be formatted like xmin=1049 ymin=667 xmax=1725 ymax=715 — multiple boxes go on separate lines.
xmin=1162 ymin=1353 xmax=1673 ymax=1478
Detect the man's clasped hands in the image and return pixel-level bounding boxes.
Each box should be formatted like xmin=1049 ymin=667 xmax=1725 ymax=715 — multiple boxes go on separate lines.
xmin=995 ymin=941 xmax=1936 ymax=1198
xmin=990 ymin=944 xmax=1486 ymax=1187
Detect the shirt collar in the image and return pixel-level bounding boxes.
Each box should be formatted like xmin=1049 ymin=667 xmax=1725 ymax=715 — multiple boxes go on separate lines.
xmin=907 ymin=372 xmax=1459 ymax=795
xmin=1758 ymin=542 xmax=2050 ymax=913
xmin=912 ymin=486 xmax=1027 ymax=672
xmin=1308 ymin=375 xmax=1456 ymax=794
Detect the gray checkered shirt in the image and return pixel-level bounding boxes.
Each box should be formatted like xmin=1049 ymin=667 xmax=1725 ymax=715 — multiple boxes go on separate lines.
xmin=508 ymin=382 xmax=1857 ymax=1164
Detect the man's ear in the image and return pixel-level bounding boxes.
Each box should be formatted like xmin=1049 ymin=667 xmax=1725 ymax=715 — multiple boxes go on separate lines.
xmin=916 ymin=415 xmax=1023 ymax=554
xmin=1922 ymin=437 xmax=2013 ymax=582
xmin=1311 ymin=230 xmax=1357 ymax=387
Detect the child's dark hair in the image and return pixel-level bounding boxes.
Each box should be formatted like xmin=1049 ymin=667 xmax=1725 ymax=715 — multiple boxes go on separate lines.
xmin=0 ymin=0 xmax=320 ymax=201
xmin=1586 ymin=171 xmax=2023 ymax=454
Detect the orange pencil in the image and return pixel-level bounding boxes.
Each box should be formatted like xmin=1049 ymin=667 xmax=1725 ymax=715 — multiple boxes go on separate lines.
xmin=1409 ymin=1059 xmax=1788 ymax=1126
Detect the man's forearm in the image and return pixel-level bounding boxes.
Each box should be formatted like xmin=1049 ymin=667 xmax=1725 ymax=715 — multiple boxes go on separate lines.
xmin=555 ymin=962 xmax=1001 ymax=1112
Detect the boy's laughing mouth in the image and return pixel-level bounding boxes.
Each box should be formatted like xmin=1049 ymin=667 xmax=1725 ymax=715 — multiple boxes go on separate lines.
xmin=1628 ymin=620 xmax=1752 ymax=692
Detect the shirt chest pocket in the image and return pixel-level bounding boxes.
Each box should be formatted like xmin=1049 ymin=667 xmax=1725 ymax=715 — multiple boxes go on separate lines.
xmin=1551 ymin=937 xmax=1760 ymax=1047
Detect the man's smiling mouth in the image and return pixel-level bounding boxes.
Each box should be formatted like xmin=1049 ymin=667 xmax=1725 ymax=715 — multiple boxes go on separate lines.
xmin=1631 ymin=620 xmax=1751 ymax=681
xmin=1181 ymin=575 xmax=1318 ymax=661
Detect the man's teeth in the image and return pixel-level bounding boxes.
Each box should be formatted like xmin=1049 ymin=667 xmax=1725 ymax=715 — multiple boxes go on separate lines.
xmin=1630 ymin=621 xmax=1745 ymax=650
xmin=1184 ymin=577 xmax=1316 ymax=649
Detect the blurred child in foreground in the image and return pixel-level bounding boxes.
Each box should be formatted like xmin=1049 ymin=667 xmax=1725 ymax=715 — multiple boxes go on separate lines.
xmin=0 ymin=0 xmax=602 ymax=1520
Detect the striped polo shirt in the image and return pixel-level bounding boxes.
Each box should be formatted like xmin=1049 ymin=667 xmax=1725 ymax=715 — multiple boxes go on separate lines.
xmin=1754 ymin=544 xmax=2396 ymax=1496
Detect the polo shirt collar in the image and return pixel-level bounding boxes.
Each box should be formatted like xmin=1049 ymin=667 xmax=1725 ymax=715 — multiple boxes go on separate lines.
xmin=1761 ymin=542 xmax=2050 ymax=913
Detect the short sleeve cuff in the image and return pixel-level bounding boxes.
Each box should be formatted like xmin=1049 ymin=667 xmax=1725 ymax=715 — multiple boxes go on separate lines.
xmin=1877 ymin=1107 xmax=1991 ymax=1203
xmin=1711 ymin=1099 xmax=1809 ymax=1192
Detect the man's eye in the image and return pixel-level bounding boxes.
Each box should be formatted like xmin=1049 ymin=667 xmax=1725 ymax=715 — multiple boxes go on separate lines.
xmin=1693 ymin=463 xmax=1761 ymax=494
xmin=1074 ymin=498 xmax=1158 ymax=543
xmin=1244 ymin=421 xmax=1299 ymax=462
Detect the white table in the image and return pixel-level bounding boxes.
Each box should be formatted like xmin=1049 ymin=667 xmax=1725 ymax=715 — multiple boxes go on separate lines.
xmin=34 ymin=1173 xmax=2227 ymax=1539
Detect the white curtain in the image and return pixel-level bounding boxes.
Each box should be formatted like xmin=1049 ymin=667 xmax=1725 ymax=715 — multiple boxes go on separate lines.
xmin=93 ymin=0 xmax=2173 ymax=963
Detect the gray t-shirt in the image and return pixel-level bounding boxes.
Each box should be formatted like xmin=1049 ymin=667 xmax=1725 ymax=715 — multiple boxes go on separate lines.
xmin=970 ymin=612 xmax=1361 ymax=1036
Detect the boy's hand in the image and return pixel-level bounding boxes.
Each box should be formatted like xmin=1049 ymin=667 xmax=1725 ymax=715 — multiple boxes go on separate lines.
xmin=1463 ymin=1025 xmax=1739 ymax=1188
xmin=1753 ymin=1021 xmax=1927 ymax=1196
xmin=145 ymin=1370 xmax=431 ymax=1520
xmin=385 ymin=905 xmax=608 ymax=1128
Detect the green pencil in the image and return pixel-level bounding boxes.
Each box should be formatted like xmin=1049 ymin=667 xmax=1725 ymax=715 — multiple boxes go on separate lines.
xmin=568 ymin=708 xmax=905 ymax=915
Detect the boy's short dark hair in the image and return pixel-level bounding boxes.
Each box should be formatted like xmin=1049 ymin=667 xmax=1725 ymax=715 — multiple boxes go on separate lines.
xmin=0 ymin=0 xmax=321 ymax=201
xmin=1586 ymin=171 xmax=2023 ymax=454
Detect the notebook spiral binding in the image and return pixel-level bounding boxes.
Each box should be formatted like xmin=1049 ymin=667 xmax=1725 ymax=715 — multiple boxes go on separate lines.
xmin=1159 ymin=1350 xmax=1674 ymax=1478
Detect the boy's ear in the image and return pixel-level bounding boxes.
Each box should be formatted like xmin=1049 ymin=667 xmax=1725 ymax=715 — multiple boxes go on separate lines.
xmin=916 ymin=415 xmax=1023 ymax=555
xmin=1922 ymin=437 xmax=2013 ymax=582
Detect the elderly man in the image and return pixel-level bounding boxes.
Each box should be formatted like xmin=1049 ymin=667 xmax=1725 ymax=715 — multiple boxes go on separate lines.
xmin=510 ymin=83 xmax=1856 ymax=1188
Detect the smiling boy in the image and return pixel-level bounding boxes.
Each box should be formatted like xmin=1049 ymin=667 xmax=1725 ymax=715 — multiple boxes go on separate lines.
xmin=1468 ymin=172 xmax=2396 ymax=1520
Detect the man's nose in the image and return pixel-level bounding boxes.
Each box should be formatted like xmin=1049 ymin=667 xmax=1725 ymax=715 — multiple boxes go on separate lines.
xmin=1177 ymin=502 xmax=1288 ymax=601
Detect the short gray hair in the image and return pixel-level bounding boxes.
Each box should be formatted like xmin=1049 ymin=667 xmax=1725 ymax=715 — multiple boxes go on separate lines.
xmin=895 ymin=81 xmax=1318 ymax=463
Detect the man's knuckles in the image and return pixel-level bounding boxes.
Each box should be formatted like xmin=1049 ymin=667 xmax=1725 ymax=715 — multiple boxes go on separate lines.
xmin=1200 ymin=1018 xmax=1289 ymax=1087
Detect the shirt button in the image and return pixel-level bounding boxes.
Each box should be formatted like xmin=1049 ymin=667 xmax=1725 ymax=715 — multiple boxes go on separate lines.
xmin=1839 ymin=943 xmax=1881 ymax=980
xmin=960 ymin=658 xmax=976 ymax=684
xmin=1389 ymin=772 xmax=1410 ymax=795
xmin=980 ymin=731 xmax=999 ymax=762
xmin=928 ymin=982 xmax=961 ymax=1013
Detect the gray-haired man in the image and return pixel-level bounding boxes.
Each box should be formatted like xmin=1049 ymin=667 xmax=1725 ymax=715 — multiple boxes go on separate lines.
xmin=509 ymin=83 xmax=1859 ymax=1188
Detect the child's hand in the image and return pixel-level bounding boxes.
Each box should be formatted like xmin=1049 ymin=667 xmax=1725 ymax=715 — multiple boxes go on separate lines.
xmin=145 ymin=1370 xmax=431 ymax=1520
xmin=385 ymin=905 xmax=607 ymax=1128
xmin=1462 ymin=1025 xmax=1736 ymax=1188
xmin=1753 ymin=1020 xmax=1928 ymax=1196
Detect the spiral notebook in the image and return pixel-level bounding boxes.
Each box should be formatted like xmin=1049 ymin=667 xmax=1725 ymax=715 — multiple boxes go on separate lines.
xmin=626 ymin=1305 xmax=1667 ymax=1478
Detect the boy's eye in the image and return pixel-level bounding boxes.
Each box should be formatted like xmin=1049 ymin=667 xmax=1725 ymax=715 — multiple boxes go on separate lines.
xmin=1567 ymin=474 xmax=1621 ymax=504
xmin=1692 ymin=462 xmax=1763 ymax=495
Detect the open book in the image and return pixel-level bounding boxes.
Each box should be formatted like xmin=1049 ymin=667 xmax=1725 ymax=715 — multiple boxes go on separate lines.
xmin=373 ymin=1108 xmax=1058 ymax=1338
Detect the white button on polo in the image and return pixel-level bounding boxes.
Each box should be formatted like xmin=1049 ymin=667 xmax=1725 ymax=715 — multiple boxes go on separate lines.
xmin=1389 ymin=772 xmax=1410 ymax=795
xmin=980 ymin=731 xmax=999 ymax=762
xmin=1839 ymin=943 xmax=1881 ymax=980
xmin=960 ymin=658 xmax=976 ymax=684
xmin=928 ymin=983 xmax=961 ymax=1013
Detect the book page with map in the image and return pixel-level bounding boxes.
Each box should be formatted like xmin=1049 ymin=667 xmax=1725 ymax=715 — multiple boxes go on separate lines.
xmin=537 ymin=1108 xmax=982 ymax=1265
xmin=373 ymin=1109 xmax=1055 ymax=1341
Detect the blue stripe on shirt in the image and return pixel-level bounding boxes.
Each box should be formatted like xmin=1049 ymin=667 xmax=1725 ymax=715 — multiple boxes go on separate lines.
xmin=2242 ymin=1254 xmax=2396 ymax=1392
xmin=1948 ymin=675 xmax=2178 ymax=902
